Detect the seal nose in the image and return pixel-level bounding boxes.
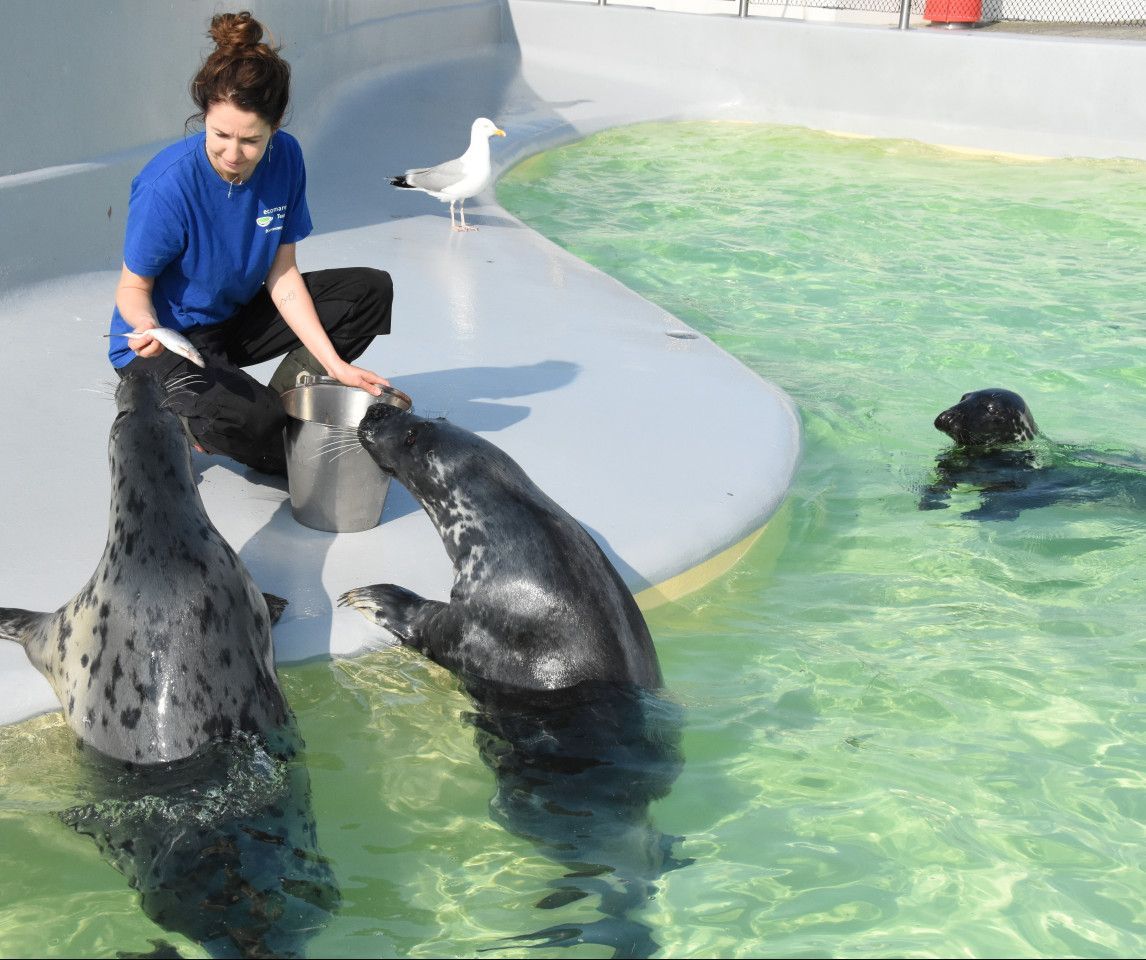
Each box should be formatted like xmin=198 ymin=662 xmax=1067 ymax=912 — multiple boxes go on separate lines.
xmin=934 ymin=409 xmax=955 ymax=435
xmin=362 ymin=402 xmax=404 ymax=425
xmin=358 ymin=401 xmax=405 ymax=449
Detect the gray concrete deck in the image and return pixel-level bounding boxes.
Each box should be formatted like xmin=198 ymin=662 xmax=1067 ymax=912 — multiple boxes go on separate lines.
xmin=3 ymin=0 xmax=1144 ymax=728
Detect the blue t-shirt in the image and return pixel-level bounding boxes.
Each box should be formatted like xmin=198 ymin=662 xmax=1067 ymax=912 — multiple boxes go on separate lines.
xmin=108 ymin=129 xmax=313 ymax=367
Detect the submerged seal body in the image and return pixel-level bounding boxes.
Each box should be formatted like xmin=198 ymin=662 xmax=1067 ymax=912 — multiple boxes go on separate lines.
xmin=470 ymin=680 xmax=690 ymax=958
xmin=0 ymin=371 xmax=339 ymax=956
xmin=63 ymin=730 xmax=339 ymax=960
xmin=0 ymin=371 xmax=288 ymax=763
xmin=339 ymin=405 xmax=662 ymax=691
xmin=921 ymin=387 xmax=1146 ymax=520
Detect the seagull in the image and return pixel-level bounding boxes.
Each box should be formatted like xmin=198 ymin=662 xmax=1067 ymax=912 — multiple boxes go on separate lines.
xmin=390 ymin=117 xmax=506 ymax=231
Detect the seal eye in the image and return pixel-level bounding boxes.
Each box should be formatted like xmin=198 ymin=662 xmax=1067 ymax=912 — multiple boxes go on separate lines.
xmin=404 ymin=430 xmax=418 ymax=448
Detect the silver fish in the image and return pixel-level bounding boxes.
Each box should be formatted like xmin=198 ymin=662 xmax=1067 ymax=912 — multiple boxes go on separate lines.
xmin=106 ymin=328 xmax=206 ymax=368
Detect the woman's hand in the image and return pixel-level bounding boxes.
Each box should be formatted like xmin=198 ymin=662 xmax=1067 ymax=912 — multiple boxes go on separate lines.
xmin=329 ymin=359 xmax=391 ymax=397
xmin=128 ymin=321 xmax=165 ymax=359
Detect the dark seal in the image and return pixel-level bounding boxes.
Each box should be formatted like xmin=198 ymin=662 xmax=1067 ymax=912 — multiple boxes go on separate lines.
xmin=339 ymin=405 xmax=662 ymax=692
xmin=339 ymin=406 xmax=686 ymax=957
xmin=0 ymin=371 xmax=338 ymax=957
xmin=921 ymin=387 xmax=1146 ymax=521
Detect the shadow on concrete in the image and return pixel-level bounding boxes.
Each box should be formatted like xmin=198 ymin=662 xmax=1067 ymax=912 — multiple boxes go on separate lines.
xmin=393 ymin=358 xmax=580 ymax=427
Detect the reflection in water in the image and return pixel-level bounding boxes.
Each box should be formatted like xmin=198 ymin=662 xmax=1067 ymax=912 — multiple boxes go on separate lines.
xmin=464 ymin=679 xmax=691 ymax=959
xmin=62 ymin=725 xmax=338 ymax=959
xmin=920 ymin=440 xmax=1146 ymax=521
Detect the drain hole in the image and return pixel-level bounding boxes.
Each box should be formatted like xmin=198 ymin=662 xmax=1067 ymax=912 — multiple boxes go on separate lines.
xmin=666 ymin=330 xmax=699 ymax=340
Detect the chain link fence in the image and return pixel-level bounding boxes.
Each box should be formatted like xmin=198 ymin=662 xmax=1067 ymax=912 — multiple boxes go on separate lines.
xmin=748 ymin=0 xmax=1146 ymax=22
xmin=574 ymin=0 xmax=1146 ymax=28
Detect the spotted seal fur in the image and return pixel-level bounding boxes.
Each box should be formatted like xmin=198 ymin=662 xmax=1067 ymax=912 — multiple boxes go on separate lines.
xmin=0 ymin=371 xmax=288 ymax=763
xmin=339 ymin=405 xmax=662 ymax=691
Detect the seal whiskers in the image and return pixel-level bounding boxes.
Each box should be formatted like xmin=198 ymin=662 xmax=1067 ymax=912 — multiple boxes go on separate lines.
xmin=77 ymin=380 xmax=119 ymax=400
xmin=311 ymin=425 xmax=367 ymax=464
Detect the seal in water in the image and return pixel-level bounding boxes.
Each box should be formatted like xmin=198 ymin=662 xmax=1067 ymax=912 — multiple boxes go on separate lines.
xmin=339 ymin=406 xmax=685 ymax=957
xmin=920 ymin=387 xmax=1146 ymax=521
xmin=0 ymin=370 xmax=338 ymax=957
xmin=338 ymin=405 xmax=662 ymax=691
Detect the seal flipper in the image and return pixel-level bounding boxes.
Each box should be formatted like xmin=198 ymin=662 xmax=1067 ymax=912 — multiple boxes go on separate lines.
xmin=338 ymin=584 xmax=445 ymax=646
xmin=0 ymin=607 xmax=48 ymax=646
xmin=262 ymin=593 xmax=288 ymax=626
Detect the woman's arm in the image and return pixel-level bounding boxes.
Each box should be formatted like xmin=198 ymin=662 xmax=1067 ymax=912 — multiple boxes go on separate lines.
xmin=265 ymin=243 xmax=389 ymax=396
xmin=115 ymin=263 xmax=165 ymax=359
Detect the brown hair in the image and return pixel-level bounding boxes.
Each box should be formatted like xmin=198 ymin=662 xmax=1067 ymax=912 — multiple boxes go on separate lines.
xmin=188 ymin=11 xmax=290 ymax=130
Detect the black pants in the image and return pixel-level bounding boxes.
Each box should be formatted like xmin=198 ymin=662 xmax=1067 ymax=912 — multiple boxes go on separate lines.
xmin=118 ymin=267 xmax=393 ymax=475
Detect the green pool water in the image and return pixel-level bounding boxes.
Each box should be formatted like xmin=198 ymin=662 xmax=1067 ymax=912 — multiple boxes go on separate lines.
xmin=3 ymin=121 xmax=1146 ymax=958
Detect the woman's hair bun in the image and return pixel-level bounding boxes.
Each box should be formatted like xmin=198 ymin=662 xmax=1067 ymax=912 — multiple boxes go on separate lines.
xmin=188 ymin=10 xmax=289 ymax=129
xmin=208 ymin=11 xmax=263 ymax=51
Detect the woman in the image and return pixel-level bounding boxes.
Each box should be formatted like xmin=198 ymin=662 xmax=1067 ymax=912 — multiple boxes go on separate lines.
xmin=108 ymin=10 xmax=392 ymax=475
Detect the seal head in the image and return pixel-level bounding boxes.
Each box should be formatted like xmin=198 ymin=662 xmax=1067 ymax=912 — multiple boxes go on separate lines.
xmin=934 ymin=388 xmax=1039 ymax=449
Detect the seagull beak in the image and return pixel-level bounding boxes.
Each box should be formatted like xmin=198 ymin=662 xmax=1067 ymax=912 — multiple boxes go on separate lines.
xmin=494 ymin=128 xmax=506 ymax=137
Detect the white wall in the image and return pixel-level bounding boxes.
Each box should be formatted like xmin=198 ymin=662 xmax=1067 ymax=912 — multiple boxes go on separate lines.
xmin=0 ymin=0 xmax=512 ymax=288
xmin=509 ymin=0 xmax=1146 ymax=160
xmin=2 ymin=0 xmax=1142 ymax=291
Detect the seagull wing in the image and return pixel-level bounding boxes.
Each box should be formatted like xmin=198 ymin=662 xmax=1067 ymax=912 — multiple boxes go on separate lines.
xmin=403 ymin=158 xmax=467 ymax=194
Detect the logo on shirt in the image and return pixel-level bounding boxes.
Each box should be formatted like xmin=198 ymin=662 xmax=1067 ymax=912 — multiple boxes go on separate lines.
xmin=258 ymin=205 xmax=288 ymax=234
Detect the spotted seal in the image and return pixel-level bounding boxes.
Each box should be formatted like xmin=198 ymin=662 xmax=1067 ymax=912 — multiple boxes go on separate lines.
xmin=339 ymin=406 xmax=683 ymax=956
xmin=339 ymin=405 xmax=663 ymax=691
xmin=0 ymin=371 xmax=288 ymax=762
xmin=921 ymin=387 xmax=1146 ymax=520
xmin=0 ymin=370 xmax=339 ymax=955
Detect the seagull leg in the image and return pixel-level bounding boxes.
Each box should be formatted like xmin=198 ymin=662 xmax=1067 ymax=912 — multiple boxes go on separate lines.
xmin=448 ymin=200 xmax=458 ymax=231
xmin=455 ymin=199 xmax=478 ymax=232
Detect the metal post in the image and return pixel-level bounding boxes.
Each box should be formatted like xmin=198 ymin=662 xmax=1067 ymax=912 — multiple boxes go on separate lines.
xmin=739 ymin=0 xmax=751 ymax=15
xmin=897 ymin=0 xmax=912 ymax=29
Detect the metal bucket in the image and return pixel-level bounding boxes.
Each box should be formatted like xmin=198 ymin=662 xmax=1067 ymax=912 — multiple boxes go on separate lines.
xmin=281 ymin=375 xmax=413 ymax=532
